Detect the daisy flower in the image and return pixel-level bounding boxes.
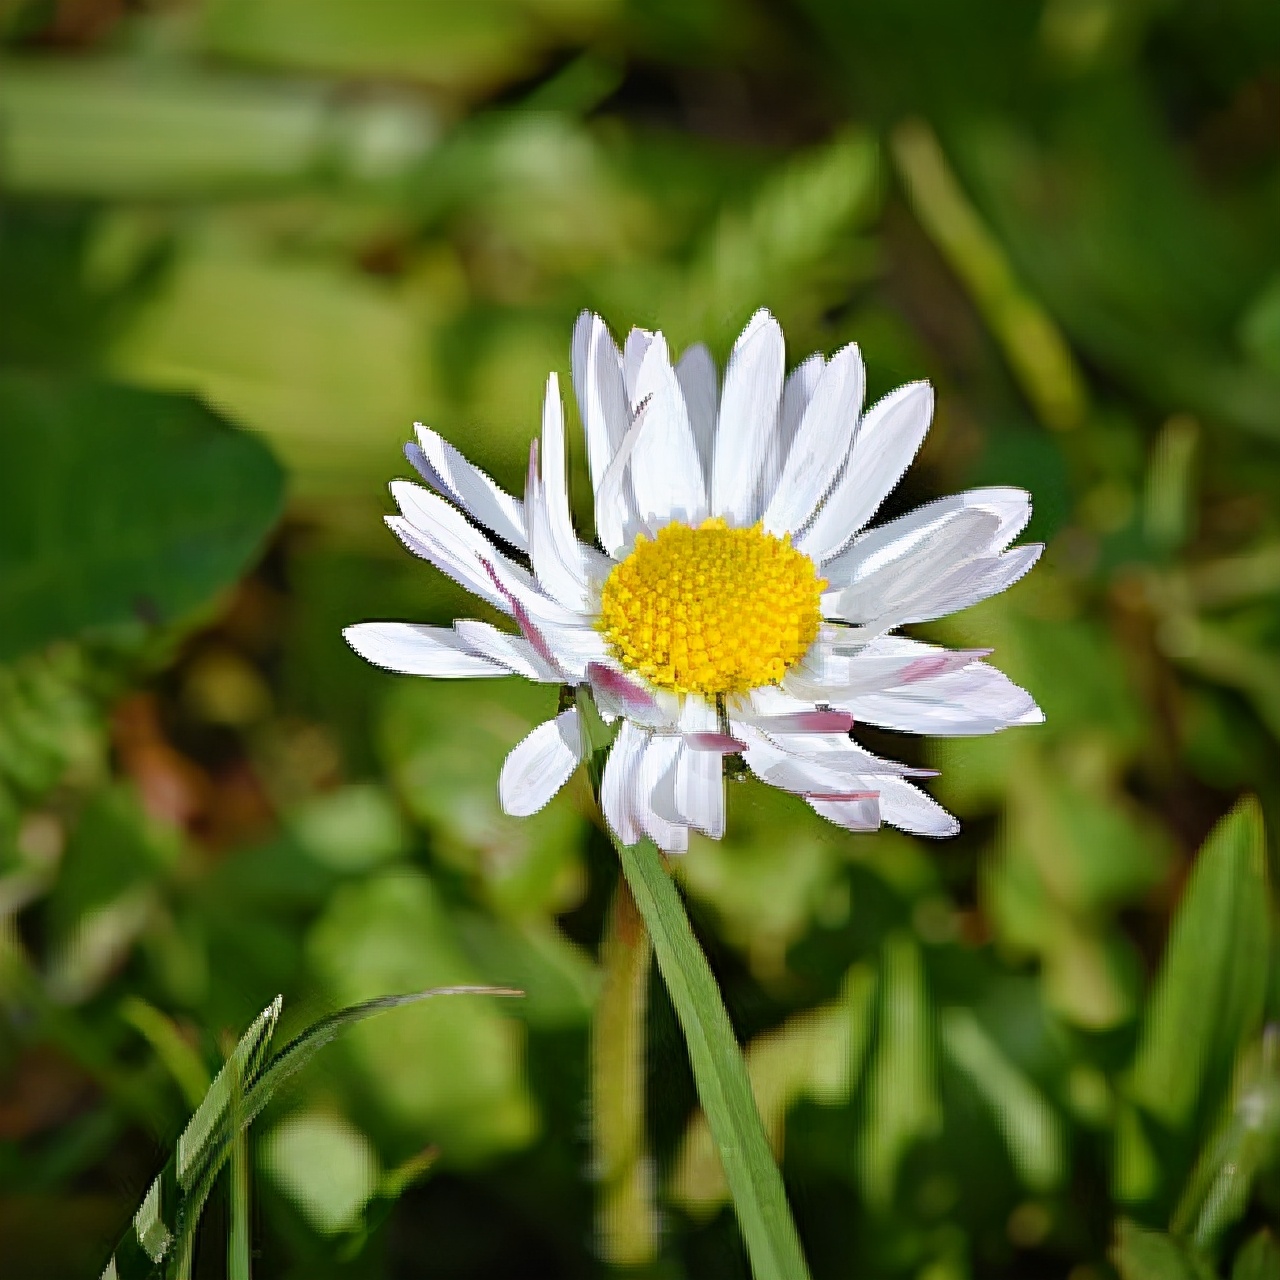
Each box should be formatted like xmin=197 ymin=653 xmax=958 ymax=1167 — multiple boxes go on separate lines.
xmin=345 ymin=309 xmax=1042 ymax=850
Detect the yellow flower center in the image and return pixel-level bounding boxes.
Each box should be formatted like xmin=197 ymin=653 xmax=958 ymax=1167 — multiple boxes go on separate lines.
xmin=598 ymin=518 xmax=825 ymax=697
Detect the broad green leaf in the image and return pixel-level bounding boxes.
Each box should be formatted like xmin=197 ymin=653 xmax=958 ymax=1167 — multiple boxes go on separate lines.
xmin=673 ymin=963 xmax=876 ymax=1214
xmin=941 ymin=1006 xmax=1065 ymax=1192
xmin=857 ymin=932 xmax=941 ymax=1210
xmin=1172 ymin=1031 xmax=1280 ymax=1253
xmin=0 ymin=372 xmax=284 ymax=662
xmin=1233 ymin=1231 xmax=1280 ymax=1280
xmin=199 ymin=0 xmax=614 ymax=93
xmin=261 ymin=1110 xmax=381 ymax=1236
xmin=1111 ymin=1220 xmax=1217 ymax=1280
xmin=306 ymin=873 xmax=538 ymax=1158
xmin=0 ymin=62 xmax=436 ymax=196
xmin=1128 ymin=798 xmax=1270 ymax=1135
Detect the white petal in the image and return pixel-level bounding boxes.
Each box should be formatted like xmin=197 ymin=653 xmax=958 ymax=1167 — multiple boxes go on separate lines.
xmin=876 ymin=777 xmax=960 ymax=838
xmin=410 ymin=424 xmax=527 ymax=552
xmin=572 ymin=312 xmax=631 ymax=499
xmin=629 ymin=333 xmax=708 ymax=527
xmin=675 ymin=342 xmax=718 ymax=479
xmin=711 ymin=309 xmax=785 ymax=524
xmin=623 ymin=327 xmax=655 ymax=404
xmin=453 ymin=620 xmax=559 ymax=682
xmin=539 ymin=625 xmax=610 ymax=680
xmin=636 ymin=733 xmax=689 ymax=852
xmin=675 ymin=698 xmax=726 ymax=838
xmin=775 ymin=353 xmax=825 ymax=470
xmin=343 ymin=622 xmax=508 ymax=678
xmin=784 ymin=637 xmax=991 ymax=701
xmin=499 ymin=708 xmax=584 ymax=817
xmin=798 ymin=381 xmax=934 ymax=561
xmin=821 ymin=508 xmax=1003 ymax=627
xmin=763 ymin=343 xmax=865 ymax=536
xmin=593 ymin=404 xmax=648 ymax=558
xmin=601 ymin=719 xmax=646 ymax=845
xmin=588 ymin=662 xmax=680 ymax=729
xmin=390 ymin=482 xmax=583 ymax=628
xmin=896 ymin=543 xmax=1043 ymax=625
xmin=736 ymin=724 xmax=859 ymax=795
xmin=822 ymin=486 xmax=1032 ymax=589
xmin=844 ymin=662 xmax=1043 ymax=735
xmin=808 ymin=794 xmax=882 ymax=832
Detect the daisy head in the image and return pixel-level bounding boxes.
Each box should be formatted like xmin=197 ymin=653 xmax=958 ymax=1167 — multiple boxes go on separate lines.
xmin=345 ymin=309 xmax=1043 ymax=852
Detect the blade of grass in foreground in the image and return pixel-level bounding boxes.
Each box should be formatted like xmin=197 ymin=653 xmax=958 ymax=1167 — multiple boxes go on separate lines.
xmin=101 ymin=986 xmax=521 ymax=1280
xmin=615 ymin=834 xmax=811 ymax=1280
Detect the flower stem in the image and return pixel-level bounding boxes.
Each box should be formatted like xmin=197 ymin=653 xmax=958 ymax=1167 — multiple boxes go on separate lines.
xmin=577 ymin=688 xmax=811 ymax=1280
xmin=592 ymin=882 xmax=658 ymax=1267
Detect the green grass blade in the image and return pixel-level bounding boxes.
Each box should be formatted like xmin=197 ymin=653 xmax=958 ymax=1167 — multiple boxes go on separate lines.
xmin=228 ymin=1092 xmax=252 ymax=1280
xmin=615 ymin=836 xmax=811 ymax=1280
xmin=101 ymin=987 xmax=521 ymax=1280
xmin=103 ymin=997 xmax=281 ymax=1280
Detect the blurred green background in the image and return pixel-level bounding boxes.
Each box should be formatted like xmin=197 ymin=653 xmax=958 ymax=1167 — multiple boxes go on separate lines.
xmin=2 ymin=0 xmax=1280 ymax=1276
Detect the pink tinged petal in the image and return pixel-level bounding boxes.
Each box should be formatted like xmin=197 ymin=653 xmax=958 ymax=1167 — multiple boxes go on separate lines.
xmin=736 ymin=725 xmax=854 ymax=795
xmin=526 ymin=404 xmax=601 ymax=614
xmin=410 ymin=424 xmax=527 ymax=552
xmin=343 ymin=622 xmax=508 ymax=678
xmin=629 ymin=333 xmax=708 ymax=527
xmin=675 ymin=342 xmax=718 ymax=480
xmin=601 ymin=719 xmax=646 ymax=845
xmin=572 ymin=312 xmax=630 ymax=498
xmin=684 ymin=732 xmax=748 ymax=753
xmin=783 ymin=639 xmax=990 ymax=702
xmin=843 ymin=662 xmax=1043 ymax=736
xmin=538 ymin=625 xmax=609 ymax=680
xmin=623 ymin=328 xmax=655 ymax=405
xmin=390 ymin=482 xmax=582 ymax=628
xmin=499 ymin=708 xmax=584 ymax=818
xmin=875 ymin=776 xmax=960 ymax=839
xmin=763 ymin=342 xmax=866 ymax=536
xmin=750 ymin=709 xmax=854 ymax=734
xmin=711 ymin=309 xmax=786 ymax=525
xmin=798 ymin=380 xmax=934 ymax=562
xmin=808 ymin=794 xmax=882 ymax=832
xmin=586 ymin=662 xmax=676 ymax=728
xmin=478 ymin=553 xmax=562 ymax=673
xmin=821 ymin=486 xmax=1033 ymax=591
xmin=452 ymin=620 xmax=559 ymax=683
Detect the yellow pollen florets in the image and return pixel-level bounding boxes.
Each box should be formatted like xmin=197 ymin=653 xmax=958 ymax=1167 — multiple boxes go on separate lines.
xmin=597 ymin=518 xmax=825 ymax=697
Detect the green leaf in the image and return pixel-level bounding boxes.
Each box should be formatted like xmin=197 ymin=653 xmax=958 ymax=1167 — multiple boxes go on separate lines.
xmin=940 ymin=1006 xmax=1065 ymax=1192
xmin=0 ymin=372 xmax=284 ymax=662
xmin=1111 ymin=1220 xmax=1218 ymax=1280
xmin=99 ymin=986 xmax=519 ymax=1280
xmin=1232 ymin=1231 xmax=1280 ymax=1280
xmin=1172 ymin=1031 xmax=1280 ymax=1253
xmin=857 ymin=932 xmax=942 ymax=1210
xmin=1128 ymin=798 xmax=1270 ymax=1136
